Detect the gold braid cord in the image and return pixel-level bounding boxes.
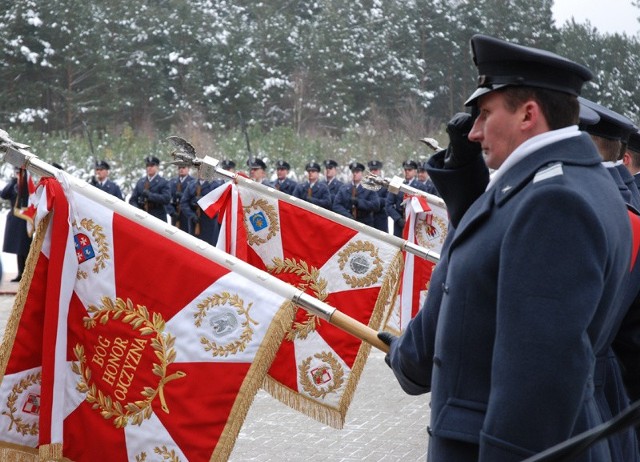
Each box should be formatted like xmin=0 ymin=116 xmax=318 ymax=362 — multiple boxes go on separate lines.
xmin=266 ymin=257 xmax=328 ymax=341
xmin=71 ymin=297 xmax=185 ymax=429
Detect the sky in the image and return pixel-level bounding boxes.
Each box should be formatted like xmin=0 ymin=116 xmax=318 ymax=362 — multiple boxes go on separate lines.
xmin=552 ymin=0 xmax=640 ymax=35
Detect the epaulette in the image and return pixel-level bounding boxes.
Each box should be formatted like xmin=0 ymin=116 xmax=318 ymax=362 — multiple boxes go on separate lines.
xmin=533 ymin=162 xmax=564 ymax=184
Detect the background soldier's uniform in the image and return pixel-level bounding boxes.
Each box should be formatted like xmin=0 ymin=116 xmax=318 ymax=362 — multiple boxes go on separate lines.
xmin=167 ymin=171 xmax=195 ymax=233
xmin=128 ymin=156 xmax=171 ymax=222
xmin=181 ymin=178 xmax=222 ymax=245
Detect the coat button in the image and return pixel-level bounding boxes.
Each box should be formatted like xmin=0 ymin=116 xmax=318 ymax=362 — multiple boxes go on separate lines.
xmin=441 ymin=283 xmax=449 ymax=294
xmin=433 ymin=356 xmax=442 ymax=367
xmin=427 ymin=425 xmax=433 ymax=436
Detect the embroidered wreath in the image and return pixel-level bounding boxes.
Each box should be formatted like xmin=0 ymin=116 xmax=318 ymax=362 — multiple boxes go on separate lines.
xmin=243 ymin=198 xmax=279 ymax=246
xmin=1 ymin=371 xmax=40 ymax=436
xmin=337 ymin=240 xmax=383 ymax=288
xmin=415 ymin=215 xmax=447 ymax=249
xmin=74 ymin=218 xmax=110 ymax=280
xmin=299 ymin=351 xmax=345 ymax=399
xmin=194 ymin=292 xmax=257 ymax=358
xmin=135 ymin=446 xmax=182 ymax=462
xmin=267 ymin=257 xmax=329 ymax=341
xmin=72 ymin=297 xmax=185 ymax=428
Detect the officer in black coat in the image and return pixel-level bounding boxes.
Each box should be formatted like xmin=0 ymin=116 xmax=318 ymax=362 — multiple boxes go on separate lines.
xmin=166 ymin=163 xmax=195 ymax=233
xmin=1 ymin=168 xmax=31 ymax=282
xmin=181 ymin=175 xmax=222 ymax=245
xmin=293 ymin=161 xmax=332 ymax=209
xmin=380 ymin=35 xmax=633 ymax=462
xmin=333 ymin=162 xmax=380 ymax=227
xmin=323 ymin=159 xmax=344 ymax=201
xmin=417 ymin=161 xmax=440 ymax=197
xmin=129 ymin=156 xmax=171 ymax=222
xmin=385 ymin=160 xmax=427 ymax=237
xmin=90 ymin=160 xmax=123 ymax=200
xmin=271 ymin=160 xmax=297 ymax=194
xmin=367 ymin=160 xmax=389 ymax=232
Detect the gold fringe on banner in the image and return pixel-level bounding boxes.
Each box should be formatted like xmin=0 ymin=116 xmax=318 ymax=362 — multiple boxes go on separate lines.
xmin=211 ymin=300 xmax=296 ymax=461
xmin=0 ymin=216 xmax=51 ymax=460
xmin=38 ymin=443 xmax=63 ymax=461
xmin=263 ymin=250 xmax=404 ymax=429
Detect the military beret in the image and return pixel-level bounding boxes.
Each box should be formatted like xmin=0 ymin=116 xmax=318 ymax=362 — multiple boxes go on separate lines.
xmin=367 ymin=160 xmax=383 ymax=170
xmin=324 ymin=159 xmax=338 ymax=169
xmin=402 ymin=160 xmax=418 ymax=170
xmin=275 ymin=160 xmax=291 ymax=170
xmin=95 ymin=160 xmax=110 ymax=170
xmin=248 ymin=157 xmax=267 ymax=170
xmin=578 ymin=97 xmax=637 ymax=143
xmin=144 ymin=156 xmax=160 ymax=166
xmin=628 ymin=130 xmax=640 ymax=153
xmin=465 ymin=34 xmax=593 ymax=106
xmin=305 ymin=161 xmax=321 ymax=172
xmin=349 ymin=161 xmax=365 ymax=172
xmin=220 ymin=159 xmax=236 ymax=170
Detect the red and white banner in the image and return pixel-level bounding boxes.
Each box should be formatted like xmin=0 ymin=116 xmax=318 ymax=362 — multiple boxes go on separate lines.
xmin=383 ymin=194 xmax=448 ymax=334
xmin=0 ymin=176 xmax=293 ymax=461
xmin=201 ymin=182 xmax=403 ymax=428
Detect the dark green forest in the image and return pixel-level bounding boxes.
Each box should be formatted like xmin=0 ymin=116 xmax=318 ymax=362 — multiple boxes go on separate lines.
xmin=1 ymin=0 xmax=639 ymax=191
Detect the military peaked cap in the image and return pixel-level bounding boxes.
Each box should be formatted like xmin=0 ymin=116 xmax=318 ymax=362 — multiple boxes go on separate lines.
xmin=579 ymin=97 xmax=637 ymax=143
xmin=465 ymin=34 xmax=593 ymax=106
xmin=248 ymin=157 xmax=267 ymax=170
xmin=220 ymin=159 xmax=236 ymax=170
xmin=402 ymin=160 xmax=418 ymax=170
xmin=367 ymin=160 xmax=383 ymax=170
xmin=275 ymin=160 xmax=291 ymax=170
xmin=95 ymin=160 xmax=110 ymax=170
xmin=349 ymin=161 xmax=365 ymax=172
xmin=144 ymin=156 xmax=160 ymax=166
xmin=324 ymin=159 xmax=338 ymax=168
xmin=305 ymin=161 xmax=321 ymax=172
xmin=628 ymin=130 xmax=640 ymax=153
xmin=578 ymin=101 xmax=600 ymax=127
xmin=418 ymin=162 xmax=428 ymax=172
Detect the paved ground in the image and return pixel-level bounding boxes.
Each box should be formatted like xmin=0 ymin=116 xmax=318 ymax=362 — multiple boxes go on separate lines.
xmin=0 ymin=278 xmax=431 ymax=461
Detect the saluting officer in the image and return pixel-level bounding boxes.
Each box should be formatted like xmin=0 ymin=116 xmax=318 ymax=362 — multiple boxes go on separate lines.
xmin=272 ymin=160 xmax=297 ymax=194
xmin=323 ymin=159 xmax=343 ymax=201
xmin=333 ymin=162 xmax=380 ymax=227
xmin=166 ymin=163 xmax=195 ymax=233
xmin=385 ymin=160 xmax=427 ymax=237
xmin=129 ymin=156 xmax=171 ymax=222
xmin=293 ymin=161 xmax=332 ymax=209
xmin=91 ymin=160 xmax=123 ymax=200
xmin=181 ymin=173 xmax=221 ymax=245
xmin=367 ymin=160 xmax=390 ymax=232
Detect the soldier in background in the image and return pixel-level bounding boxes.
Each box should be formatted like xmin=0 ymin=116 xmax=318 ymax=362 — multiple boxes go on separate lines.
xmin=181 ymin=173 xmax=221 ymax=245
xmin=367 ymin=160 xmax=389 ymax=232
xmin=323 ymin=159 xmax=343 ymax=201
xmin=91 ymin=160 xmax=123 ymax=200
xmin=220 ymin=159 xmax=236 ymax=173
xmin=248 ymin=157 xmax=271 ymax=185
xmin=417 ymin=161 xmax=440 ymax=197
xmin=385 ymin=160 xmax=427 ymax=237
xmin=0 ymin=168 xmax=31 ymax=282
xmin=166 ymin=163 xmax=194 ymax=233
xmin=623 ymin=130 xmax=640 ymax=189
xmin=129 ymin=155 xmax=171 ymax=222
xmin=333 ymin=162 xmax=380 ymax=227
xmin=293 ymin=161 xmax=332 ymax=209
xmin=272 ymin=160 xmax=297 ymax=194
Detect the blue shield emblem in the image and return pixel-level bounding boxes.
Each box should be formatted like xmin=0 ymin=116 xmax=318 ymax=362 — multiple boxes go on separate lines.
xmin=249 ymin=211 xmax=268 ymax=232
xmin=74 ymin=233 xmax=95 ymax=264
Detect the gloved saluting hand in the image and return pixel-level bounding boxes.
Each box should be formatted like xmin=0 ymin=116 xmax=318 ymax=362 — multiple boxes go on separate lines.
xmin=443 ymin=112 xmax=482 ymax=169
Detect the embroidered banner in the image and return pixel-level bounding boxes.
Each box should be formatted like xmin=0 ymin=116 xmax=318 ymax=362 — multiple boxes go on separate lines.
xmin=201 ymin=181 xmax=402 ymax=428
xmin=0 ymin=176 xmax=294 ymax=461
